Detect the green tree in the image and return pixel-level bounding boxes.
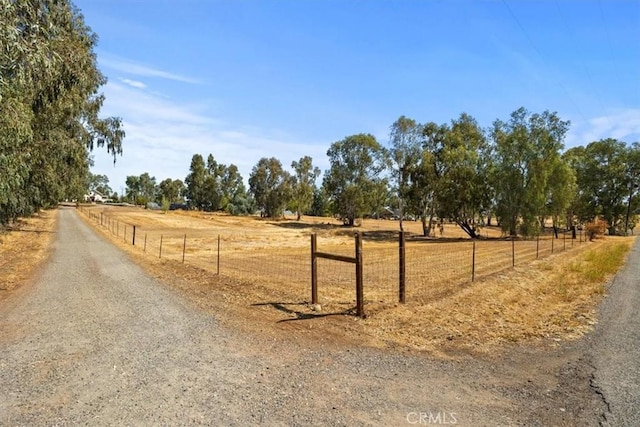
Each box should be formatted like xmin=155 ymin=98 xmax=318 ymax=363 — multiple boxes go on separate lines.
xmin=138 ymin=172 xmax=157 ymax=203
xmin=567 ymin=139 xmax=639 ymax=235
xmin=323 ymin=134 xmax=388 ymax=226
xmin=125 ymin=173 xmax=156 ymax=205
xmin=437 ymin=113 xmax=492 ymax=238
xmin=185 ymin=154 xmax=207 ymax=210
xmin=291 ymin=156 xmax=321 ymax=220
xmin=405 ymin=122 xmax=447 ymax=236
xmin=625 ymin=142 xmax=640 ymax=234
xmin=249 ymin=157 xmax=294 ymax=218
xmin=310 ymin=187 xmax=331 ymax=217
xmin=200 ymin=155 xmax=220 ymax=211
xmin=125 ymin=175 xmax=141 ymax=203
xmin=0 ymin=0 xmax=124 ymax=224
xmin=87 ymin=173 xmax=112 ymax=196
xmin=490 ymin=108 xmax=570 ymax=236
xmin=389 ymin=116 xmax=423 ymax=231
xmin=220 ymin=164 xmax=250 ymax=215
xmin=158 ymin=178 xmax=185 ymax=204
xmin=545 ymin=158 xmax=576 ymax=237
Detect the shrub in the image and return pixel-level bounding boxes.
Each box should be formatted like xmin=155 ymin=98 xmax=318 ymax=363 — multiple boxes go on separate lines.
xmin=584 ymin=218 xmax=608 ymax=240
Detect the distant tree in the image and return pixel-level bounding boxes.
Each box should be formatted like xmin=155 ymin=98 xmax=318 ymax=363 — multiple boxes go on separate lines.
xmin=544 ymin=158 xmax=576 ymax=237
xmin=310 ymin=187 xmax=331 ymax=217
xmin=406 ymin=122 xmax=447 ymax=236
xmin=138 ymin=173 xmax=157 ymax=203
xmin=291 ymin=156 xmax=321 ymax=220
xmin=158 ymin=178 xmax=186 ymax=204
xmin=125 ymin=173 xmax=156 ymax=205
xmin=626 ymin=142 xmax=640 ymax=234
xmin=185 ymin=154 xmax=207 ymax=210
xmin=249 ymin=157 xmax=294 ymax=218
xmin=201 ymin=154 xmax=224 ymax=211
xmin=125 ymin=175 xmax=141 ymax=203
xmin=437 ymin=113 xmax=492 ymax=238
xmin=87 ymin=173 xmax=112 ymax=196
xmin=370 ymin=177 xmax=392 ymax=220
xmin=323 ymin=134 xmax=388 ymax=226
xmin=220 ymin=164 xmax=251 ymax=215
xmin=567 ymin=139 xmax=640 ymax=235
xmin=184 ymin=154 xmax=250 ymax=214
xmin=490 ymin=108 xmax=570 ymax=236
xmin=389 ymin=116 xmax=423 ymax=231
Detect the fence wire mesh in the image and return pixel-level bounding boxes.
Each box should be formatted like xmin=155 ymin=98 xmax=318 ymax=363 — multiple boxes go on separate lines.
xmin=79 ymin=206 xmax=587 ymax=312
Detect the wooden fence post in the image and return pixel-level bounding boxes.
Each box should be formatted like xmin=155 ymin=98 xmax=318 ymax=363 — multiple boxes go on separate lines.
xmin=182 ymin=234 xmax=187 ymax=263
xmin=132 ymin=226 xmax=136 ymax=246
xmin=511 ymin=236 xmax=515 ymax=267
xmin=398 ymin=231 xmax=406 ymax=303
xmin=311 ymin=234 xmax=318 ymax=305
xmin=472 ymin=239 xmax=476 ymax=282
xmin=217 ymin=235 xmax=221 ymax=275
xmin=159 ymin=235 xmax=163 ymax=259
xmin=144 ymin=233 xmax=147 ymax=252
xmin=355 ymin=233 xmax=364 ymax=318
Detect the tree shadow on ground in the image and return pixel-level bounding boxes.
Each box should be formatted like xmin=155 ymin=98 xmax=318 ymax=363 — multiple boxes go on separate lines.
xmin=252 ymin=302 xmax=355 ymax=321
xmin=407 ymin=235 xmax=473 ymax=244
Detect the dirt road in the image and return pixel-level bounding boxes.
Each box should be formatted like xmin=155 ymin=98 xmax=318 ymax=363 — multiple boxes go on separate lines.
xmin=0 ymin=207 xmax=636 ymax=426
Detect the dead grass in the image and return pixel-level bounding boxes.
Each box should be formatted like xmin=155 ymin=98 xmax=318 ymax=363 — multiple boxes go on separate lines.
xmin=0 ymin=210 xmax=57 ymax=298
xmin=364 ymin=238 xmax=634 ymax=355
xmin=75 ymin=204 xmax=635 ymax=357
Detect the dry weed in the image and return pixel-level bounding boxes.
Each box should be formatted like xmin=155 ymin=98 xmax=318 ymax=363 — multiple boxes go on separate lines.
xmin=77 ymin=205 xmax=635 ymax=356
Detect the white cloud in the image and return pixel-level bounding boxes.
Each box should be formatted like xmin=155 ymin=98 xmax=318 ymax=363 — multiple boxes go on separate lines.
xmin=565 ymin=108 xmax=640 ymax=147
xmin=99 ymin=54 xmax=201 ymax=84
xmin=91 ymin=81 xmax=329 ymax=194
xmin=120 ymin=78 xmax=147 ymax=89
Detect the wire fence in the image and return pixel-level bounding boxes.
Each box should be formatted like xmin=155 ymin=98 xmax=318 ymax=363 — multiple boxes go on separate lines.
xmin=78 ymin=206 xmax=588 ymax=316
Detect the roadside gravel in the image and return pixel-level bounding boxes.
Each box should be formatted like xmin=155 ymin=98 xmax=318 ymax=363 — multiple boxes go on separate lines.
xmin=587 ymin=239 xmax=640 ymax=426
xmin=1 ymin=207 xmax=634 ymax=426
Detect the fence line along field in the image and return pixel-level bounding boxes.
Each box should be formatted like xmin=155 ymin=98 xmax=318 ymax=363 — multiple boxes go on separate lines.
xmin=78 ymin=204 xmax=589 ymax=315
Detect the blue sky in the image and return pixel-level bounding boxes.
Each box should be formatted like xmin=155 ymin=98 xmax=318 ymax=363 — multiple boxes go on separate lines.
xmin=75 ymin=0 xmax=640 ymax=195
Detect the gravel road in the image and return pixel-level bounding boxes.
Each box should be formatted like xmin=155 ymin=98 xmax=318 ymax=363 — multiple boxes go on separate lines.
xmin=0 ymin=207 xmax=637 ymax=426
xmin=587 ymin=239 xmax=640 ymax=426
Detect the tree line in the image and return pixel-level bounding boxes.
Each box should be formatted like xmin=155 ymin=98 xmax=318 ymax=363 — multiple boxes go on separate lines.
xmin=3 ymin=4 xmax=636 ymax=237
xmin=112 ymin=107 xmax=638 ymax=238
xmin=0 ymin=0 xmax=124 ymax=226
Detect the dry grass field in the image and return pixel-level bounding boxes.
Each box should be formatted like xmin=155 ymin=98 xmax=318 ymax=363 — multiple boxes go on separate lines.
xmin=76 ymin=204 xmax=634 ymax=355
xmin=0 ymin=210 xmax=57 ymax=299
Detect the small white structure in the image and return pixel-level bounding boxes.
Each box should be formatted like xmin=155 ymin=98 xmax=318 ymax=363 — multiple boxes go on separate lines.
xmin=84 ymin=190 xmax=106 ymax=203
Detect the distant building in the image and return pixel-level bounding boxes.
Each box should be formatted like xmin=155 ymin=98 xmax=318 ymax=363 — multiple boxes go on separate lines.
xmin=84 ymin=190 xmax=109 ymax=203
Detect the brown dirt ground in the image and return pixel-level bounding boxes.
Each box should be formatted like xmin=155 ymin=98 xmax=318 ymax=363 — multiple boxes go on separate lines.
xmin=75 ymin=205 xmax=635 ymax=358
xmin=0 ymin=210 xmax=57 ymax=301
